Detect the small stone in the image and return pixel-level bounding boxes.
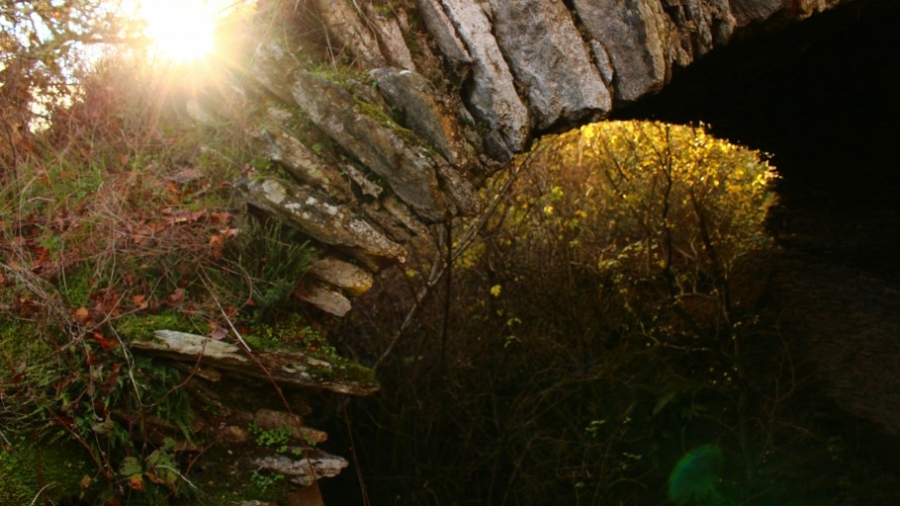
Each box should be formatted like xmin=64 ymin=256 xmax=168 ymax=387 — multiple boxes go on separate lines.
xmin=250 ymin=451 xmax=348 ymax=487
xmin=254 ymin=409 xmax=304 ymax=432
xmin=297 ymin=283 xmax=353 ymax=317
xmin=307 ymin=258 xmax=375 ymax=297
xmin=221 ymin=425 xmax=249 ymax=443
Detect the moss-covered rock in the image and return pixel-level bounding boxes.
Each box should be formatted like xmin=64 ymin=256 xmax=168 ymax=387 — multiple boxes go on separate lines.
xmin=244 ymin=315 xmax=375 ymax=385
xmin=115 ymin=311 xmax=197 ymax=342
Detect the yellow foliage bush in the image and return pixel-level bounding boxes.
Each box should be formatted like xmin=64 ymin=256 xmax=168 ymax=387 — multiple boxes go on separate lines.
xmin=475 ymin=120 xmax=776 ymax=341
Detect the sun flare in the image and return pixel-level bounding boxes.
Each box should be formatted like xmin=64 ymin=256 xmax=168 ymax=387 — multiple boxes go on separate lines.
xmin=134 ymin=0 xmax=219 ymax=63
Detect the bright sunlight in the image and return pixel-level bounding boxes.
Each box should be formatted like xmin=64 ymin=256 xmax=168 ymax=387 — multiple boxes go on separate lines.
xmin=131 ymin=0 xmax=220 ymax=62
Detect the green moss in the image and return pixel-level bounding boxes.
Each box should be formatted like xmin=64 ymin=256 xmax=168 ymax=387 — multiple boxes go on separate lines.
xmin=115 ymin=312 xmax=197 ymax=341
xmin=59 ymin=267 xmax=94 ymax=307
xmin=354 ymin=98 xmax=418 ymax=145
xmin=0 ymin=434 xmax=97 ymax=505
xmin=0 ymin=319 xmax=53 ymax=379
xmin=244 ymin=315 xmax=376 ymax=385
xmin=333 ymin=360 xmax=377 ymax=385
xmin=306 ymin=65 xmax=366 ymax=91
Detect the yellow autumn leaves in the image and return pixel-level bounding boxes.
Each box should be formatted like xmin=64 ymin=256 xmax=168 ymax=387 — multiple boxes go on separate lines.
xmin=467 ymin=120 xmax=775 ymax=303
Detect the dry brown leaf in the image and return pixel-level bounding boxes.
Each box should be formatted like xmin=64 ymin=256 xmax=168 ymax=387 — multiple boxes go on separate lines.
xmin=209 ymin=234 xmax=225 ymax=259
xmin=93 ymin=332 xmax=119 ymax=352
xmin=210 ymin=211 xmax=231 ymax=224
xmin=209 ymin=326 xmax=228 ymax=340
xmin=73 ymin=307 xmax=90 ymax=324
xmin=166 ymin=288 xmax=184 ymax=304
xmin=132 ymin=294 xmax=149 ymax=310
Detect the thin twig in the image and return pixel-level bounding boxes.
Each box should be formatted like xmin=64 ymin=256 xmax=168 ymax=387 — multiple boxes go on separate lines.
xmin=343 ymin=398 xmax=371 ymax=506
xmin=155 ymin=465 xmax=198 ymax=490
xmin=374 ymin=147 xmax=543 ymax=371
xmin=199 ymin=270 xmax=253 ymax=353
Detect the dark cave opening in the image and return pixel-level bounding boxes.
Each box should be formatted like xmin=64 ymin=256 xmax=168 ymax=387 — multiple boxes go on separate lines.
xmin=614 ymin=0 xmax=900 ymax=283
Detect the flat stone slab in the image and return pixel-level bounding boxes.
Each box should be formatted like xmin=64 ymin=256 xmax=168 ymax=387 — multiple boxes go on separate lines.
xmin=130 ymin=330 xmax=379 ymax=396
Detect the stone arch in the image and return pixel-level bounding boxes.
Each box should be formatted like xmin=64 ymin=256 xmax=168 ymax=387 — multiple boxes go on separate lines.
xmin=192 ymin=0 xmax=864 ymax=312
xmin=191 ymin=0 xmax=900 ymax=433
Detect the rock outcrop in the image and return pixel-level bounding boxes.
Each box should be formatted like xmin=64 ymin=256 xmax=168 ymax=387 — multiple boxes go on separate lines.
xmin=123 ymin=329 xmax=379 ymax=503
xmin=131 ymin=330 xmax=379 ymax=395
xmin=187 ymin=0 xmax=854 ymax=318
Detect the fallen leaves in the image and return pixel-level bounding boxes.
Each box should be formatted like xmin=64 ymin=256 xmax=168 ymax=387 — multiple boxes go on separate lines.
xmin=92 ymin=332 xmax=119 ymax=352
xmin=166 ymin=288 xmax=185 ymax=305
xmin=208 ymin=322 xmax=228 ymax=340
xmin=73 ymin=306 xmax=91 ymax=324
xmin=132 ymin=294 xmax=149 ymax=310
xmin=209 ymin=226 xmax=239 ymax=259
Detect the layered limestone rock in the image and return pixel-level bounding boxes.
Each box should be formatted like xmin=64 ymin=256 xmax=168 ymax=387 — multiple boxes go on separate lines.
xmin=126 ymin=329 xmax=377 ymax=502
xmin=487 ymin=0 xmax=611 ymax=128
xmin=195 ymin=0 xmax=857 ymax=316
xmin=307 ymin=258 xmax=374 ymax=298
xmin=369 ymin=67 xmax=476 ymax=168
xmin=431 ymin=0 xmax=531 ymax=157
xmin=132 ymin=330 xmax=379 ymax=395
xmin=251 ymin=114 xmax=348 ymax=198
xmin=572 ymin=0 xmax=670 ymax=103
xmin=290 ymin=71 xmax=476 ymax=222
xmin=361 ymin=2 xmax=416 ymax=71
xmin=310 ymin=0 xmax=385 ymax=68
xmin=236 ymin=177 xmax=407 ymax=269
xmin=251 ymin=452 xmax=348 ymax=487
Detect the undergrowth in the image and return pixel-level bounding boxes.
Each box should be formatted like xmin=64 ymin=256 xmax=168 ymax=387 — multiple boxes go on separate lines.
xmin=0 ymin=10 xmax=322 ymax=504
xmin=336 ymin=122 xmax=898 ymax=506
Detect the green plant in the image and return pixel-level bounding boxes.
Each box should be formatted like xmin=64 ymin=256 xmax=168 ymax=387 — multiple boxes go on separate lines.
xmin=209 ymin=217 xmax=316 ymax=320
xmin=119 ymin=438 xmax=187 ymax=496
xmin=243 ymin=314 xmax=376 ymax=384
xmin=249 ymin=469 xmax=286 ymax=492
xmin=248 ymin=423 xmax=293 ymax=453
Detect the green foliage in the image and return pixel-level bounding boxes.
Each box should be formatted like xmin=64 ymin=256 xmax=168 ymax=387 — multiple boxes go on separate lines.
xmin=115 ymin=312 xmax=198 ymax=342
xmin=244 ymin=314 xmax=377 ymax=385
xmin=248 ymin=423 xmax=292 ymax=453
xmin=0 ymin=434 xmax=96 ymax=505
xmin=0 ymin=321 xmax=198 ymax=503
xmin=0 ymin=17 xmax=336 ymax=501
xmin=209 ymin=218 xmax=316 ymax=319
xmin=249 ymin=469 xmax=286 ymax=493
xmin=477 ymin=121 xmax=776 ymax=341
xmin=0 ymin=3 xmax=366 ymax=506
